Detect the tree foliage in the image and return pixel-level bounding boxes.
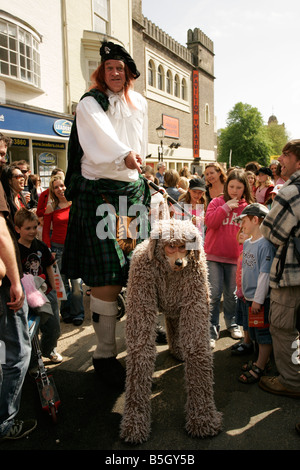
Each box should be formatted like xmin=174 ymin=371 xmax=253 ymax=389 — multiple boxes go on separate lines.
xmin=218 ymin=102 xmax=273 ymax=167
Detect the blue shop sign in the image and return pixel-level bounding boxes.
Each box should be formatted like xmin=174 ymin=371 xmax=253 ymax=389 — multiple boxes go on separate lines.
xmin=0 ymin=105 xmax=73 ymax=137
xmin=53 ymin=119 xmax=72 ymax=137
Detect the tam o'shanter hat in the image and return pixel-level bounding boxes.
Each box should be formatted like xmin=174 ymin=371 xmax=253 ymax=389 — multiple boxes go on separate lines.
xmin=100 ymin=41 xmax=140 ymax=79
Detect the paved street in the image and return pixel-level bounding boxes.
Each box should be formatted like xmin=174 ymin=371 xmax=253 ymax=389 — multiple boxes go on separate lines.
xmin=1 ymin=293 xmax=299 ymax=453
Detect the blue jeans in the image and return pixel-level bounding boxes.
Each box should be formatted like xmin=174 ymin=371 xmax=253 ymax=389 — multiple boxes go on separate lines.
xmin=207 ymin=261 xmax=238 ymax=339
xmin=0 ymin=286 xmax=31 ymax=437
xmin=51 ymin=243 xmax=84 ymax=321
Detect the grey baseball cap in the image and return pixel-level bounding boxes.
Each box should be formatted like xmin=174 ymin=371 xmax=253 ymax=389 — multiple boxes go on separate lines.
xmin=234 ymin=203 xmax=269 ymax=222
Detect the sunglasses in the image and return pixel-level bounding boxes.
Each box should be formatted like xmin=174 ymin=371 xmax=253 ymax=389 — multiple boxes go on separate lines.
xmin=20 ymin=169 xmax=29 ymax=174
xmin=12 ymin=174 xmax=25 ymax=179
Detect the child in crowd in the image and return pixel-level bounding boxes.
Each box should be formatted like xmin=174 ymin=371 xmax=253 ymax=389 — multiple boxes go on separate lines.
xmin=231 ymin=227 xmax=253 ymax=356
xmin=254 ymin=167 xmax=274 ymax=207
xmin=179 ymin=177 xmax=206 ymax=240
xmin=236 ymin=203 xmax=275 ymax=384
xmin=177 ymin=176 xmax=190 ymax=195
xmin=14 ymin=208 xmax=62 ymax=365
xmin=142 ymin=165 xmax=169 ymax=223
xmin=204 ymin=169 xmax=254 ymax=348
xmin=164 ymin=169 xmax=181 ymax=201
xmin=246 ymin=171 xmax=256 ymax=196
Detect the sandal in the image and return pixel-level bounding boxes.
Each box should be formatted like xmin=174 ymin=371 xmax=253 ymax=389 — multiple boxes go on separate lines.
xmin=238 ymin=364 xmax=265 ymax=384
xmin=241 ymin=360 xmax=271 ymax=372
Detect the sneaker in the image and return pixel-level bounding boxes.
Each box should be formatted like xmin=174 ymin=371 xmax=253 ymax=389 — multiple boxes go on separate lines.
xmin=1 ymin=419 xmax=37 ymax=440
xmin=229 ymin=326 xmax=243 ymax=340
xmin=210 ymin=338 xmax=216 ymax=349
xmin=48 ymin=349 xmax=63 ymax=363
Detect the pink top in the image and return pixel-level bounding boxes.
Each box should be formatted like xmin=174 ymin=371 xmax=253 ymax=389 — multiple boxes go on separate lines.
xmin=204 ymin=196 xmax=248 ymax=264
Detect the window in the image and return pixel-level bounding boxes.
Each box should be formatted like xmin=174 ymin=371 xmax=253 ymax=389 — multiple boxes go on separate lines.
xmin=145 ymin=49 xmax=190 ymax=113
xmin=181 ymin=78 xmax=187 ymax=101
xmin=174 ymin=74 xmax=180 ymax=97
xmin=166 ymin=70 xmax=172 ymax=94
xmin=87 ymin=59 xmax=100 ymax=89
xmin=148 ymin=60 xmax=154 ymax=86
xmin=0 ymin=18 xmax=41 ymax=87
xmin=205 ymin=104 xmax=210 ymax=124
xmin=93 ymin=0 xmax=109 ymax=34
xmin=157 ymin=65 xmax=163 ymax=90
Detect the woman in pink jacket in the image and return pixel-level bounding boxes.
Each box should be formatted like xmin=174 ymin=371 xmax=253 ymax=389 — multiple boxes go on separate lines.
xmin=204 ymin=169 xmax=254 ymax=348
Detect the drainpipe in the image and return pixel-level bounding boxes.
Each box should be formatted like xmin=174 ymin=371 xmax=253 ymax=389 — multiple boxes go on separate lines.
xmin=62 ymin=0 xmax=71 ymax=115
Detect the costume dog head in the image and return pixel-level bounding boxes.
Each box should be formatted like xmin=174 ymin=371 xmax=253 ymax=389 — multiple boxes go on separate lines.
xmin=147 ymin=218 xmax=202 ymax=271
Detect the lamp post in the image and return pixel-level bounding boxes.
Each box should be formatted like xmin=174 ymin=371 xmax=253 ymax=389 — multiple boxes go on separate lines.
xmin=156 ymin=124 xmax=166 ymax=162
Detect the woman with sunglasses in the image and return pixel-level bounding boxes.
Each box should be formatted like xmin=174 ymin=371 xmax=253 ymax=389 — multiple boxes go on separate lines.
xmin=1 ymin=164 xmax=28 ymax=224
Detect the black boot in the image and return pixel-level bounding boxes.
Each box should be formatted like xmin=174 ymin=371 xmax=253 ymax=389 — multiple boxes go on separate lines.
xmin=92 ymin=357 xmax=126 ymax=389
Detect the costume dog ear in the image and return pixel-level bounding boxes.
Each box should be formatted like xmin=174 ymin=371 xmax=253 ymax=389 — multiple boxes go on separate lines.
xmin=147 ymin=237 xmax=158 ymax=261
xmin=186 ymin=233 xmax=203 ymax=261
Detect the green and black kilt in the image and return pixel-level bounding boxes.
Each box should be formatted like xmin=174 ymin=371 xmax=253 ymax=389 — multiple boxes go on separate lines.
xmin=61 ymin=174 xmax=151 ymax=287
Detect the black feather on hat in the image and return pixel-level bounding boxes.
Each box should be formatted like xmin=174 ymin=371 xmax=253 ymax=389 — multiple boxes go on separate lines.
xmin=99 ymin=41 xmax=140 ymax=79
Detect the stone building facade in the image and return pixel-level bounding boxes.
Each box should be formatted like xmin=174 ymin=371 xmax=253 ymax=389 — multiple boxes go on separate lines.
xmin=132 ymin=0 xmax=216 ymax=175
xmin=0 ymin=0 xmax=216 ymax=181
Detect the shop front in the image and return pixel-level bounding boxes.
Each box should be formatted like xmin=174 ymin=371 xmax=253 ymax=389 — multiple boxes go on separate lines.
xmin=0 ymin=104 xmax=72 ymax=186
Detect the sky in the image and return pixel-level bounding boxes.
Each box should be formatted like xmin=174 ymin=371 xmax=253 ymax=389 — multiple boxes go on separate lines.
xmin=142 ymin=0 xmax=300 ymax=140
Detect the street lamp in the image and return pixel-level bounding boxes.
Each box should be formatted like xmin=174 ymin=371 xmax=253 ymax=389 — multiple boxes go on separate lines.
xmin=156 ymin=124 xmax=166 ymax=162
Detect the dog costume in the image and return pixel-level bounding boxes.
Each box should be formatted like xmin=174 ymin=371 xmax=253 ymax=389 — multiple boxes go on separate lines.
xmin=120 ymin=218 xmax=222 ymax=443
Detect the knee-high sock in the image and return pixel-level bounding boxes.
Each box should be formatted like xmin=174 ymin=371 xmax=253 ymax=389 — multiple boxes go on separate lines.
xmin=91 ymin=295 xmax=118 ymax=359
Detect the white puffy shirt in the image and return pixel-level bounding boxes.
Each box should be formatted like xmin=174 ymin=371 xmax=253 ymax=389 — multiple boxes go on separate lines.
xmin=77 ymin=89 xmax=148 ymax=182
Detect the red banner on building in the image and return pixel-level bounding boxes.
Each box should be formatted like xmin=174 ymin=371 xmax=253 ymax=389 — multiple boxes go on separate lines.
xmin=193 ymin=70 xmax=199 ymax=159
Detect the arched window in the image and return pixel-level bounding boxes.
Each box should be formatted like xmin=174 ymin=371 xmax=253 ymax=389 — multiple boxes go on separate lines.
xmin=181 ymin=78 xmax=187 ymax=101
xmin=166 ymin=70 xmax=172 ymax=94
xmin=148 ymin=60 xmax=154 ymax=86
xmin=157 ymin=65 xmax=164 ymax=90
xmin=174 ymin=74 xmax=180 ymax=97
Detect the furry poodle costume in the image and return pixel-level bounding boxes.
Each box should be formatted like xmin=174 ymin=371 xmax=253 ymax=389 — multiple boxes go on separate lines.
xmin=120 ymin=218 xmax=222 ymax=444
